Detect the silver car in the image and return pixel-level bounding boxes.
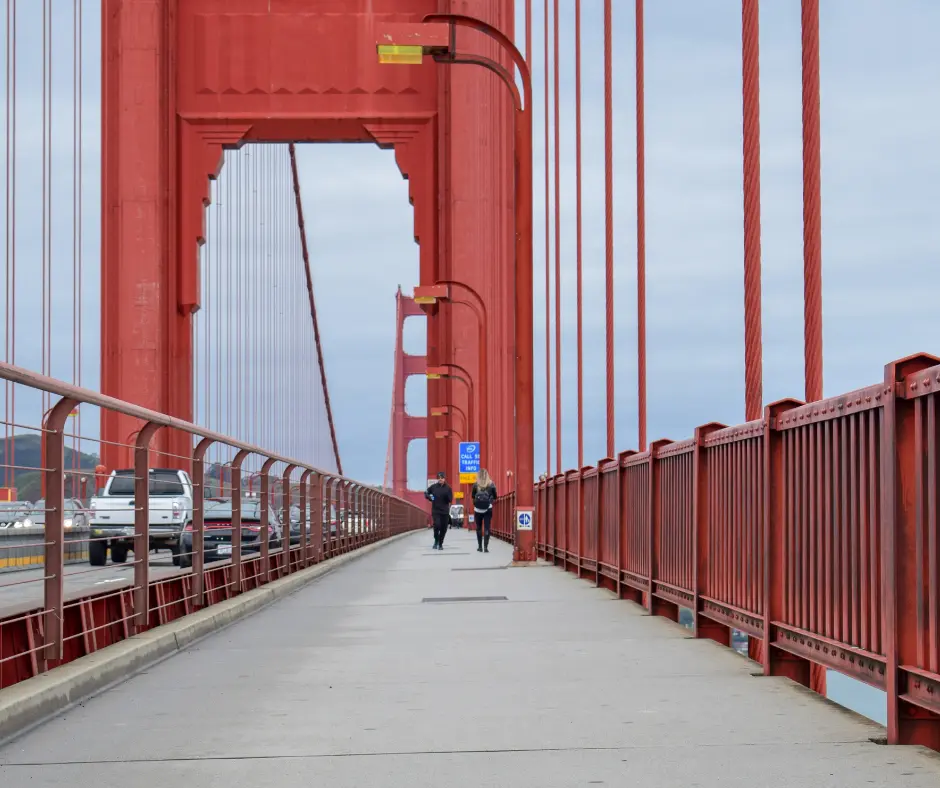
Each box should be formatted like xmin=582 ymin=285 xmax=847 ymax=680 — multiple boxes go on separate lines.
xmin=17 ymin=498 xmax=87 ymax=529
xmin=0 ymin=500 xmax=32 ymax=528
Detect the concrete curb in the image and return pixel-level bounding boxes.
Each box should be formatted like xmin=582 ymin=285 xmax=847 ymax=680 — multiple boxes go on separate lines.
xmin=0 ymin=530 xmax=418 ymax=744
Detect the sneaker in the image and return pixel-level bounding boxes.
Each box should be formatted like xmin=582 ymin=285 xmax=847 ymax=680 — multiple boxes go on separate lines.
xmin=477 ymin=547 xmax=483 ymax=552
xmin=484 ymin=547 xmax=489 ymax=553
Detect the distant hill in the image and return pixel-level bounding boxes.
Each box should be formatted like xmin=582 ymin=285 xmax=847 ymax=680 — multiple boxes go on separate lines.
xmin=0 ymin=434 xmax=100 ymax=501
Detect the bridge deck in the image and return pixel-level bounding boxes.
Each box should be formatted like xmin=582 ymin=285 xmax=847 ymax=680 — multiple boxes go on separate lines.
xmin=1 ymin=529 xmax=938 ymax=787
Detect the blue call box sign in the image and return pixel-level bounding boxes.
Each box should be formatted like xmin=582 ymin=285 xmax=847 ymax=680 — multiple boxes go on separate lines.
xmin=458 ymin=442 xmax=481 ymax=474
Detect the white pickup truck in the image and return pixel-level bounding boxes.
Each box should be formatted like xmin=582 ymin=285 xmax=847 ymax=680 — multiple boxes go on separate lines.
xmin=88 ymin=468 xmax=194 ymax=566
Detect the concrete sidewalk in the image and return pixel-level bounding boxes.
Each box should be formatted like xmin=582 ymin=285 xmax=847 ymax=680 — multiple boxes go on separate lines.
xmin=1 ymin=528 xmax=938 ymax=787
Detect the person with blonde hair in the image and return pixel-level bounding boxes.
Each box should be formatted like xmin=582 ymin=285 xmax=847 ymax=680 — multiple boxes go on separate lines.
xmin=471 ymin=468 xmax=497 ymax=553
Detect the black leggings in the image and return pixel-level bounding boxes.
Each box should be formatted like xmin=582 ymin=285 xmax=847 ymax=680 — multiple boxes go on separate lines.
xmin=432 ymin=511 xmax=449 ymax=545
xmin=476 ymin=509 xmax=492 ymax=548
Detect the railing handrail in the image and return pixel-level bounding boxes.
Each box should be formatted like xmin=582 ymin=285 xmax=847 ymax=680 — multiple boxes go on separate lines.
xmin=0 ymin=360 xmax=419 ymax=510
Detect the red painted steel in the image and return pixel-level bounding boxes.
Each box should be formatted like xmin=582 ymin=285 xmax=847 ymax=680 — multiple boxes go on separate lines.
xmin=389 ymin=289 xmax=430 ymax=510
xmin=634 ymin=0 xmax=648 ymax=453
xmin=552 ymin=0 xmax=562 ymax=477
xmin=741 ymin=0 xmax=763 ymax=421
xmin=543 ymin=0 xmax=552 ymax=478
xmin=801 ymin=0 xmax=824 ymax=403
xmin=419 ymin=12 xmax=536 ymax=560
xmin=604 ymin=0 xmax=616 ymax=458
xmin=101 ymin=0 xmax=505 ymax=485
xmin=574 ymin=0 xmax=584 ymax=470
xmin=490 ymin=355 xmax=940 ymax=753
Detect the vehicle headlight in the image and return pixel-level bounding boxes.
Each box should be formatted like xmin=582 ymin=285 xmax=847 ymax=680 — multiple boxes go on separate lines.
xmin=64 ymin=518 xmax=73 ymax=529
xmin=89 ymin=499 xmax=97 ymax=510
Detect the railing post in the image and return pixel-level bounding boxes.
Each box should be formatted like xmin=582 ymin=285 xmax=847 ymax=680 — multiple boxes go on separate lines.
xmin=259 ymin=457 xmax=277 ymax=583
xmin=351 ymin=483 xmax=359 ymax=548
xmin=230 ymin=450 xmax=251 ymax=594
xmin=351 ymin=484 xmax=358 ymax=547
xmin=692 ymin=423 xmax=728 ymax=644
xmin=325 ymin=477 xmax=335 ymax=558
xmin=313 ymin=474 xmax=324 ymax=561
xmin=561 ymin=474 xmax=570 ymax=568
xmin=883 ymin=354 xmax=940 ymax=748
xmin=342 ymin=481 xmax=349 ymax=550
xmin=356 ymin=485 xmax=363 ymax=546
xmin=539 ymin=481 xmax=547 ymax=557
xmin=282 ymin=465 xmax=296 ymax=575
xmin=133 ymin=421 xmax=163 ymax=631
xmin=371 ymin=490 xmax=378 ymax=541
xmin=648 ymin=439 xmax=677 ymax=620
xmin=596 ymin=459 xmax=610 ymax=589
xmin=42 ymin=396 xmax=78 ymax=662
xmin=299 ymin=470 xmax=311 ymax=567
xmin=615 ymin=450 xmax=635 ymax=601
xmin=577 ymin=466 xmax=590 ymax=578
xmin=761 ymin=399 xmax=807 ymax=683
xmin=192 ymin=438 xmax=215 ymax=607
xmin=549 ymin=475 xmax=559 ymax=564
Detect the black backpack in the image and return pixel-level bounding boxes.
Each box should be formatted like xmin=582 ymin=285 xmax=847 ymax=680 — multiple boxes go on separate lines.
xmin=473 ymin=486 xmax=493 ymax=511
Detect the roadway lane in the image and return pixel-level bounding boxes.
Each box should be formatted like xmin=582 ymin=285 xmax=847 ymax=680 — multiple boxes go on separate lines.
xmin=0 ymin=554 xmax=201 ymax=620
xmin=1 ymin=529 xmax=937 ymax=787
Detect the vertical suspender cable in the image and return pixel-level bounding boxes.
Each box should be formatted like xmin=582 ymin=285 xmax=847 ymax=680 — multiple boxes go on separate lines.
xmin=253 ymin=147 xmax=259 ymax=448
xmin=801 ymin=0 xmax=827 ymax=700
xmin=214 ymin=156 xmax=222 ymax=439
xmin=575 ymin=0 xmax=583 ymax=469
xmin=603 ymin=0 xmax=615 ymax=458
xmin=552 ymin=0 xmax=561 ymax=475
xmin=525 ymin=0 xmax=532 ymax=64
xmin=543 ymin=0 xmax=551 ymax=476
xmin=75 ymin=0 xmax=84 ymax=476
xmin=634 ymin=0 xmax=648 ymax=452
xmin=71 ymin=0 xmax=78 ymax=478
xmin=41 ymin=0 xmax=48 ymax=415
xmin=4 ymin=0 xmax=15 ymax=487
xmin=801 ymin=0 xmax=823 ymax=403
xmin=236 ymin=151 xmax=243 ymax=444
xmin=742 ymin=0 xmax=763 ymax=421
xmin=226 ymin=146 xmax=233 ymax=442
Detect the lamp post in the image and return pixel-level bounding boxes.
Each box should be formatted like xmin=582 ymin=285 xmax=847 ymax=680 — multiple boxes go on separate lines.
xmin=426 ymin=363 xmax=476 ymax=437
xmin=414 ymin=280 xmax=491 ymax=475
xmin=377 ymin=15 xmax=535 ymax=562
xmin=431 ymin=405 xmax=468 ymax=442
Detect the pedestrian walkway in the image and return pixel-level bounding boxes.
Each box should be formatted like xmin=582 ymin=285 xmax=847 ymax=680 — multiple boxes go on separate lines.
xmin=1 ymin=528 xmax=938 ymax=787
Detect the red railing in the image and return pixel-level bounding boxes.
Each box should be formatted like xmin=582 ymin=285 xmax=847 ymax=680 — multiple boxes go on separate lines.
xmin=0 ymin=363 xmax=425 ymax=692
xmin=493 ymin=353 xmax=940 ymax=751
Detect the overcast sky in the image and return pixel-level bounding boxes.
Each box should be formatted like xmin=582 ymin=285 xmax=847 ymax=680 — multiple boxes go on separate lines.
xmin=2 ymin=2 xmax=938 ymax=489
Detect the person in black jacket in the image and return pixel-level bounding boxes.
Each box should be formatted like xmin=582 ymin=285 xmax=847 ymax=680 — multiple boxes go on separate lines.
xmin=425 ymin=471 xmax=454 ymax=550
xmin=471 ymin=468 xmax=497 ymax=553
